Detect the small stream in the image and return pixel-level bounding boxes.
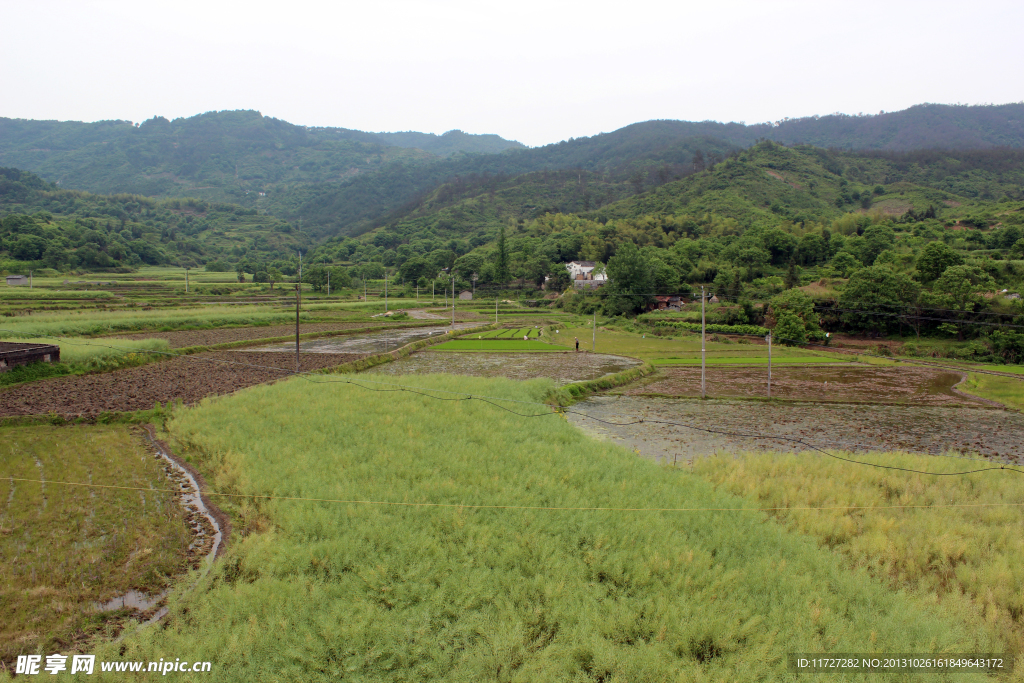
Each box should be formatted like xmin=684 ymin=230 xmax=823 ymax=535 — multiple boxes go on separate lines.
xmin=93 ymin=429 xmax=222 ymax=623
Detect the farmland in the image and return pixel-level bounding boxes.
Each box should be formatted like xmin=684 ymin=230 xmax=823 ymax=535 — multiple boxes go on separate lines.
xmin=83 ymin=374 xmax=1003 ymax=681
xmin=0 ymin=277 xmax=1023 ymax=680
xmin=0 ymin=425 xmax=192 ymax=663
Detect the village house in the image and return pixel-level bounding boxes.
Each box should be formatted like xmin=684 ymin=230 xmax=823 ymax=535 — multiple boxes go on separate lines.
xmin=565 ymin=261 xmax=607 ymax=282
xmin=646 ymin=295 xmax=685 ymax=312
xmin=5 ymin=275 xmax=28 ymax=286
xmin=458 ymin=290 xmax=473 ymax=300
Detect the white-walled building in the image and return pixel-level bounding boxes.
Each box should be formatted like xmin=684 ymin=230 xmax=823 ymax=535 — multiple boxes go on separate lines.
xmin=565 ymin=261 xmax=607 ymax=282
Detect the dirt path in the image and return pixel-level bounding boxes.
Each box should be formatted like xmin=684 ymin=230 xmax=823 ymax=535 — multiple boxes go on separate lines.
xmin=0 ymin=351 xmax=364 ymax=418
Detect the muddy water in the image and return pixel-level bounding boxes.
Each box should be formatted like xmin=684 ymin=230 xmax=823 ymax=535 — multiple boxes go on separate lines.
xmin=93 ymin=431 xmax=222 ymax=621
xmin=253 ymin=323 xmax=479 ymax=354
xmin=364 ymin=351 xmax=642 ymax=385
xmin=567 ymin=396 xmax=1024 ymax=464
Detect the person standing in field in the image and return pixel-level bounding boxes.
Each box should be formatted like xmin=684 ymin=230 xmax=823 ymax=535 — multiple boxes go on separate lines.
xmin=575 ymin=337 xmax=579 ymax=352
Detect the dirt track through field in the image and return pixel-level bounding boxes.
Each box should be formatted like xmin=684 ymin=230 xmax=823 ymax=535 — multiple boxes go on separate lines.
xmin=0 ymin=352 xmax=363 ymax=418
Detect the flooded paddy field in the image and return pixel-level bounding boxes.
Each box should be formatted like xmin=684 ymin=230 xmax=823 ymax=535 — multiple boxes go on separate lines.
xmin=364 ymin=350 xmax=642 ymax=385
xmin=567 ymin=396 xmax=1024 ymax=463
xmin=623 ymin=365 xmax=986 ymax=406
xmin=253 ymin=323 xmax=479 ymax=354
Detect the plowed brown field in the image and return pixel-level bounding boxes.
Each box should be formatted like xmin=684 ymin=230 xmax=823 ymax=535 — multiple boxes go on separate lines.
xmin=0 ymin=351 xmax=363 ymax=418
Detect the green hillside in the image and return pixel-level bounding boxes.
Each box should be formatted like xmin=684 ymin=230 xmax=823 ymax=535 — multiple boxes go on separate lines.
xmin=5 ymin=104 xmax=1023 ymax=240
xmin=0 ymin=168 xmax=307 ymax=271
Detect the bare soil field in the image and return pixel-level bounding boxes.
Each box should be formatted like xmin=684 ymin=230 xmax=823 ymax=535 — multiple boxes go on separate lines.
xmin=0 ymin=351 xmax=363 ymax=418
xmin=623 ymin=365 xmax=986 ymax=406
xmin=110 ymin=321 xmax=406 ymax=348
xmin=568 ymin=396 xmax=1024 ymax=463
xmin=365 ymin=350 xmax=642 ymax=384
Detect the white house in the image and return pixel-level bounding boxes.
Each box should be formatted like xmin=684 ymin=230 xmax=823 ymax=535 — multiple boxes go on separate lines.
xmin=565 ymin=261 xmax=607 ymax=282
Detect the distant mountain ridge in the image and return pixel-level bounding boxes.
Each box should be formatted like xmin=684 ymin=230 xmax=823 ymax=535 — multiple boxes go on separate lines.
xmin=1 ymin=103 xmax=1022 ymax=240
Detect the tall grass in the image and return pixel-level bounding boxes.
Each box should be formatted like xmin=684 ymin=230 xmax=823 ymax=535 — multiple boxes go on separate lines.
xmin=0 ymin=306 xmax=312 ymax=339
xmin=693 ymin=450 xmax=1024 ymax=657
xmin=95 ymin=376 xmax=1003 ymax=681
xmin=0 ymin=289 xmax=115 ymax=300
xmin=1 ymin=336 xmax=170 ymax=364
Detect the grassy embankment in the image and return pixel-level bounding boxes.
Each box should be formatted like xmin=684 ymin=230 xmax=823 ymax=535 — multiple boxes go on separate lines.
xmin=960 ymin=373 xmax=1024 ymax=411
xmin=693 ymin=450 xmax=1024 ymax=659
xmin=0 ymin=425 xmax=191 ymax=665
xmin=88 ymin=374 xmax=1004 ymax=681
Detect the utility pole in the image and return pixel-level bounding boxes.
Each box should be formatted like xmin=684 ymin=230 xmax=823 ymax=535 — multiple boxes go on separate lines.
xmin=29 ymin=270 xmax=33 ymax=289
xmin=592 ymin=310 xmax=596 ymax=352
xmin=327 ymin=269 xmax=330 ymax=297
xmin=495 ymin=297 xmax=498 ymax=324
xmin=296 ymin=251 xmax=302 ymax=373
xmin=767 ymin=330 xmax=772 ymax=399
xmin=185 ymin=267 xmax=189 ymax=293
xmin=385 ymin=271 xmax=388 ymax=312
xmin=432 ymin=281 xmax=435 ymax=304
xmin=701 ymin=285 xmax=706 ymax=399
xmin=451 ymin=271 xmax=456 ymax=328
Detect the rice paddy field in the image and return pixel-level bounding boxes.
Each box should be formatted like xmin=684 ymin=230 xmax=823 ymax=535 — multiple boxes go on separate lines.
xmin=0 ymin=425 xmax=192 ymax=664
xmin=85 ymin=375 xmax=1008 ymax=681
xmin=2 ymin=283 xmax=1024 ymax=681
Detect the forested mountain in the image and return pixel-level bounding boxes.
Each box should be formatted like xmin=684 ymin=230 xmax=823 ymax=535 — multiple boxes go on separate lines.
xmin=0 ymin=168 xmax=307 ymax=271
xmin=3 ymin=104 xmax=1022 ymax=242
xmin=302 ymin=142 xmax=1021 ymax=306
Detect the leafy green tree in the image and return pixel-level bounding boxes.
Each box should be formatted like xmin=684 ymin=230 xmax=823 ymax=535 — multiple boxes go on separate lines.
xmin=830 ymin=251 xmax=861 ymax=278
xmin=774 ymin=310 xmax=807 ymax=346
xmin=861 ymin=224 xmax=895 ymax=265
xmin=399 ymin=256 xmax=432 ymax=283
xmin=267 ymin=267 xmax=283 ymax=290
xmin=839 ymin=265 xmax=921 ymax=335
xmin=916 ymin=241 xmax=965 ymax=282
xmin=1011 ymin=238 xmax=1024 ymax=259
xmin=769 ymin=289 xmax=821 ymax=337
xmin=603 ymin=242 xmax=654 ymax=315
xmin=923 ymin=265 xmax=997 ymax=339
xmin=796 ymin=233 xmax=826 ymax=265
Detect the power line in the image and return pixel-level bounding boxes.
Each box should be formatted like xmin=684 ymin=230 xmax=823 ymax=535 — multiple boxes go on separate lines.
xmin=3 ymin=476 xmax=1023 ymax=514
xmin=3 ymin=329 xmax=1023 ymax=475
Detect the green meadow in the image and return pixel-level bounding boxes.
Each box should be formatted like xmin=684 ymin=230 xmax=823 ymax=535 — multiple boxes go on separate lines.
xmin=434 ymin=339 xmax=567 ymax=351
xmin=88 ymin=375 xmax=1003 ymax=681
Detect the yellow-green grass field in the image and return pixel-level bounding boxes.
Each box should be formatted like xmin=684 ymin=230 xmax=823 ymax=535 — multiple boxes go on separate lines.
xmin=960 ymin=373 xmax=1024 ymax=411
xmin=88 ymin=375 xmax=1005 ymax=681
xmin=693 ymin=450 xmax=1024 ymax=659
xmin=0 ymin=425 xmax=191 ymax=664
xmin=0 ymin=306 xmax=315 ymax=340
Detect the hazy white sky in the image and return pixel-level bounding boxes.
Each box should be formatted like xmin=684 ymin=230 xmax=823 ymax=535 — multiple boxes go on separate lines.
xmin=3 ymin=0 xmax=1021 ymax=147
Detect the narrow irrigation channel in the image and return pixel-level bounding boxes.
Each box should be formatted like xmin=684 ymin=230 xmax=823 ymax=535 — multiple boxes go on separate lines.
xmin=93 ymin=427 xmax=225 ymax=627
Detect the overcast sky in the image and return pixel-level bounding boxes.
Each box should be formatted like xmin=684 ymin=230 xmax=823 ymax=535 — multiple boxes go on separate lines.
xmin=3 ymin=0 xmax=1021 ymax=147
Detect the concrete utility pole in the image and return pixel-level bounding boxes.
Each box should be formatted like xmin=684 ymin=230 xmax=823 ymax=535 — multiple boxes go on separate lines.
xmin=495 ymin=297 xmax=498 ymax=324
xmin=701 ymin=285 xmax=706 ymax=399
xmin=592 ymin=310 xmax=596 ymax=352
xmin=451 ymin=272 xmax=456 ymax=328
xmin=432 ymin=281 xmax=435 ymax=304
xmin=29 ymin=271 xmax=33 ymax=289
xmin=185 ymin=267 xmax=188 ymax=293
xmin=385 ymin=271 xmax=388 ymax=312
xmin=767 ymin=330 xmax=772 ymax=398
xmin=296 ymin=251 xmax=302 ymax=373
